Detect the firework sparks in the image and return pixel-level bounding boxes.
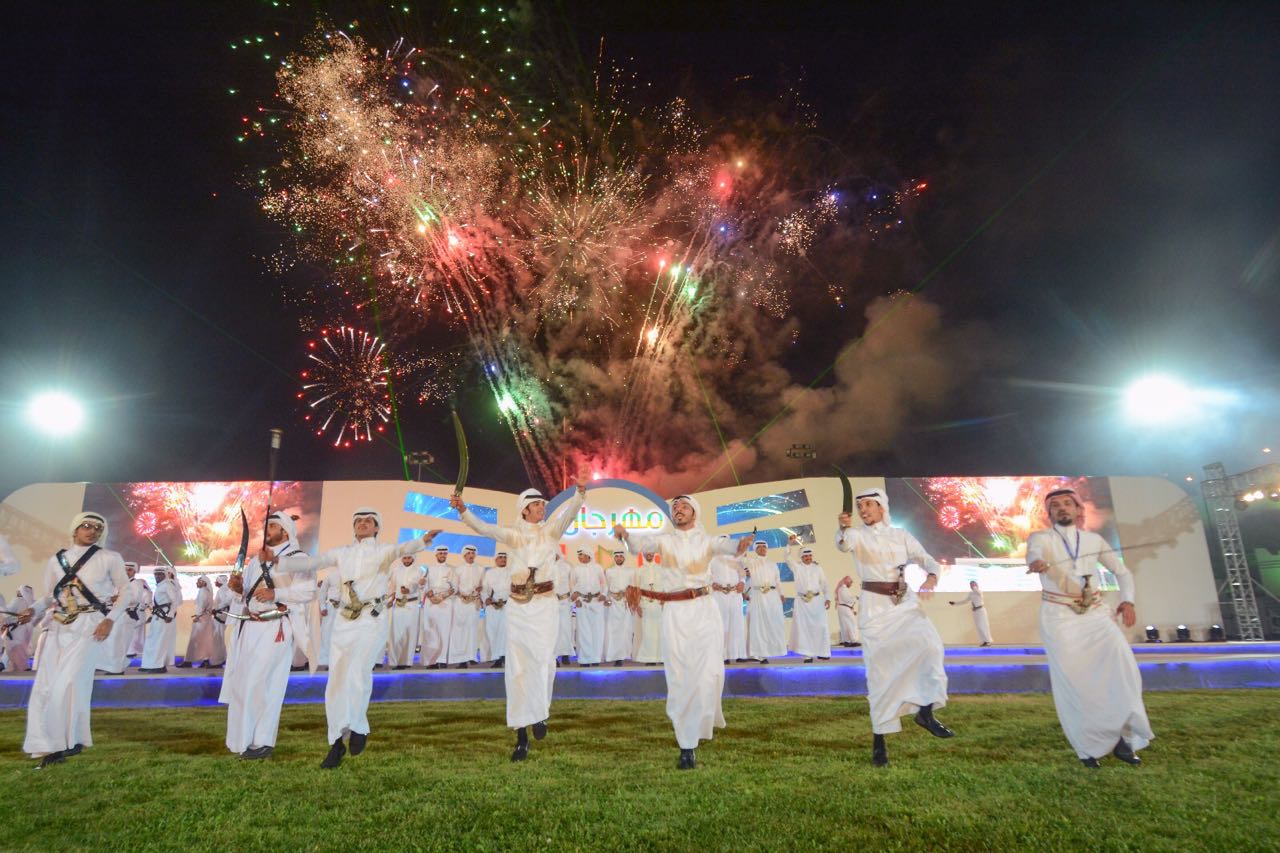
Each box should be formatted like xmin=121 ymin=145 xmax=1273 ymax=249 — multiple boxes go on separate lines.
xmin=300 ymin=325 xmax=392 ymax=448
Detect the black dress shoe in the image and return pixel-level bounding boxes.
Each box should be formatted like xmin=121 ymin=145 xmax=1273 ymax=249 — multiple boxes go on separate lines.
xmin=1112 ymin=739 xmax=1142 ymax=766
xmin=1080 ymin=757 xmax=1101 ymax=769
xmin=511 ymin=741 xmax=529 ymax=762
xmin=291 ymin=664 xmax=308 ymax=671
xmin=804 ymin=658 xmax=814 ymax=663
xmin=320 ymin=738 xmax=346 ymax=769
xmin=490 ymin=659 xmax=504 ymax=668
xmin=872 ymin=735 xmax=889 ymax=767
xmin=65 ymin=743 xmax=83 ymax=757
xmin=457 ymin=662 xmax=470 ymax=669
xmin=139 ymin=667 xmax=167 ymax=674
xmin=349 ymin=732 xmax=368 ymax=755
xmin=677 ymin=748 xmax=697 ymax=770
xmin=914 ymin=706 xmax=955 ymax=739
xmin=175 ymin=661 xmax=192 ymax=668
xmin=393 ymin=665 xmax=409 ymax=670
xmin=241 ymin=745 xmax=274 ymax=760
xmin=614 ymin=660 xmax=624 ymax=667
xmin=36 ymin=751 xmax=66 ymax=769
xmin=532 ymin=720 xmax=548 ymax=741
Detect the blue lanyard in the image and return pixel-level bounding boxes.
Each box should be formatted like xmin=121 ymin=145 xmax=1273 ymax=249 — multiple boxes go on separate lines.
xmin=1055 ymin=528 xmax=1081 ymax=564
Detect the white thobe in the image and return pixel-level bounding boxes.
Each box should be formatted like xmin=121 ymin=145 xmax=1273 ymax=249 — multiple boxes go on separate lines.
xmin=570 ymin=561 xmax=607 ymax=664
xmin=459 ymin=491 xmax=584 ymax=728
xmin=23 ymin=544 xmax=129 ymax=757
xmin=210 ymin=584 xmax=233 ymax=665
xmin=386 ymin=562 xmax=423 ymax=667
xmin=482 ymin=567 xmax=510 ymax=660
xmin=318 ymin=573 xmax=340 ymax=667
xmin=140 ymin=579 xmax=181 ymax=669
xmin=554 ymin=560 xmax=575 ymax=657
xmin=835 ymin=584 xmax=860 ymax=644
xmin=219 ymin=541 xmax=317 ymax=752
xmin=709 ymin=556 xmax=746 ymax=661
xmin=603 ymin=566 xmax=635 ymax=662
xmin=962 ymin=590 xmax=993 ymax=644
xmin=837 ymin=522 xmax=948 ymax=734
xmin=281 ymin=536 xmax=425 ymax=743
xmin=0 ymin=535 xmax=19 ymax=576
xmin=420 ymin=562 xmax=455 ymax=666
xmin=743 ymin=555 xmax=786 ymax=659
xmin=5 ymin=591 xmax=35 ymax=672
xmin=787 ymin=548 xmax=831 ymax=658
xmin=103 ymin=578 xmax=145 ymax=673
xmin=1027 ymin=524 xmax=1153 ymax=759
xmin=185 ymin=586 xmax=215 ymax=664
xmin=626 ymin=526 xmax=737 ymax=749
xmin=632 ymin=563 xmax=665 ymax=663
xmin=448 ymin=561 xmax=484 ymax=664
xmin=126 ymin=581 xmax=151 ymax=656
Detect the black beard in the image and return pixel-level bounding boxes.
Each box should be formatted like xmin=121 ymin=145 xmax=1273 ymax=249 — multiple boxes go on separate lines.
xmin=1056 ymin=515 xmax=1075 ymax=526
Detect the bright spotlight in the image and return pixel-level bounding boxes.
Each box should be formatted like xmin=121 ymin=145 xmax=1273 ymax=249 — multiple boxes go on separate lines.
xmin=1123 ymin=374 xmax=1194 ymax=424
xmin=26 ymin=391 xmax=85 ymax=437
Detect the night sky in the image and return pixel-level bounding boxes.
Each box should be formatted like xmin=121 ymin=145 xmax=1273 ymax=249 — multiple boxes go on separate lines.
xmin=2 ymin=1 xmax=1278 ymax=501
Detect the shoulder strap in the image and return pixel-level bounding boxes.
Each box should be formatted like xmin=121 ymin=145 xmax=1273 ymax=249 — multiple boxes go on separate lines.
xmin=53 ymin=546 xmax=109 ymax=615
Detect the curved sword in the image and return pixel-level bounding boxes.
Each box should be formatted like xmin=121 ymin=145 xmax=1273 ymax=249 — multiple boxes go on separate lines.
xmin=832 ymin=465 xmax=854 ymax=514
xmin=233 ymin=507 xmax=250 ymax=575
xmin=451 ymin=410 xmax=470 ymax=497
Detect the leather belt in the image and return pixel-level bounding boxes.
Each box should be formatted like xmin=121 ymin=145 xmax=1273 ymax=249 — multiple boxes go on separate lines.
xmin=1041 ymin=590 xmax=1102 ymax=614
xmin=52 ymin=602 xmax=97 ymax=625
xmin=798 ymin=591 xmax=821 ymax=602
xmin=756 ymin=584 xmax=776 ymax=593
xmin=639 ymin=586 xmax=710 ymax=603
xmin=557 ymin=593 xmax=570 ymax=601
xmin=394 ymin=596 xmax=418 ymax=607
xmin=609 ymin=591 xmax=627 ymax=600
xmin=972 ymin=605 xmax=984 ymax=611
xmin=712 ymin=583 xmax=737 ymax=593
xmin=510 ymin=580 xmax=555 ymax=604
xmin=488 ymin=599 xmax=508 ymax=610
xmin=579 ymin=592 xmax=602 ymax=603
xmin=837 ymin=603 xmax=855 ymax=609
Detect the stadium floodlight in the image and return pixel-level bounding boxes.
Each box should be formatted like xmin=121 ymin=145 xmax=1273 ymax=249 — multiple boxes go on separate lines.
xmin=1123 ymin=374 xmax=1194 ymax=424
xmin=25 ymin=391 xmax=85 ymax=437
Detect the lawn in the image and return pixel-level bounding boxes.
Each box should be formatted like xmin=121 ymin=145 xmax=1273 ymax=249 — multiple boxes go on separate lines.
xmin=2 ymin=690 xmax=1276 ymax=851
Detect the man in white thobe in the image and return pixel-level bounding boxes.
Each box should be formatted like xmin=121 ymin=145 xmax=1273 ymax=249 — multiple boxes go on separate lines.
xmin=709 ymin=554 xmax=746 ymax=664
xmin=837 ymin=488 xmax=953 ymax=767
xmin=5 ymin=586 xmax=36 ymax=672
xmin=834 ymin=576 xmax=860 ymax=647
xmin=603 ymin=550 xmax=635 ymax=666
xmin=949 ymin=581 xmax=993 ymax=647
xmin=182 ymin=576 xmax=215 ymax=667
xmin=786 ymin=537 xmax=831 ymax=662
xmin=140 ymin=568 xmax=181 ymax=673
xmin=101 ymin=562 xmax=143 ymax=674
xmin=483 ymin=552 xmax=511 ymax=668
xmin=453 ymin=478 xmax=587 ymax=761
xmin=1027 ymin=487 xmax=1152 ymax=768
xmin=570 ymin=548 xmax=607 ymax=666
xmin=126 ymin=573 xmax=151 ymax=659
xmin=553 ymin=554 xmax=575 ymax=665
xmin=420 ymin=545 xmax=455 ymax=669
xmin=219 ymin=511 xmax=318 ymax=759
xmin=386 ymin=554 xmax=423 ymax=669
xmin=318 ymin=571 xmax=341 ymax=669
xmin=0 ymin=534 xmax=19 ymax=577
xmin=448 ymin=544 xmax=484 ymax=668
xmin=614 ymin=495 xmax=750 ymax=770
xmin=276 ymin=507 xmax=438 ymax=769
xmin=743 ymin=541 xmax=786 ymax=662
xmin=17 ymin=511 xmax=129 ymax=768
xmin=633 ymin=551 xmax=664 ymax=665
xmin=209 ymin=575 xmax=233 ymax=666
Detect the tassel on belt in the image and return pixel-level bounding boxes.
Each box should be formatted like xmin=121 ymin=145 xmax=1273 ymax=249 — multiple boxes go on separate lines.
xmin=1041 ymin=590 xmax=1102 ymax=614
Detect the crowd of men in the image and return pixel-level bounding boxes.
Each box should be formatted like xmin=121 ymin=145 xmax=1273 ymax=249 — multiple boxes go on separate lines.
xmin=2 ymin=483 xmax=1151 ymax=773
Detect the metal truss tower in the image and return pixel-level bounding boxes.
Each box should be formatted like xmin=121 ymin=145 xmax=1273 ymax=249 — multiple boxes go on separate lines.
xmin=1200 ymin=462 xmax=1277 ymax=640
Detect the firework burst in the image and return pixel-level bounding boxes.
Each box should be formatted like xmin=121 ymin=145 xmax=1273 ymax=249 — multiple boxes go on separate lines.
xmin=300 ymin=325 xmax=392 ymax=447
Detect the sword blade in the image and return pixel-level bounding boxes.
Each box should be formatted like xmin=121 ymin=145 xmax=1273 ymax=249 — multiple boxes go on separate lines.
xmin=832 ymin=465 xmax=853 ymax=514
xmin=234 ymin=507 xmax=250 ymax=573
xmin=452 ymin=410 xmax=470 ymax=495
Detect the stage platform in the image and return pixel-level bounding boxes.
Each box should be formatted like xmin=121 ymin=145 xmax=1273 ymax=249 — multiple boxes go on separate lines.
xmin=2 ymin=643 xmax=1277 ymax=710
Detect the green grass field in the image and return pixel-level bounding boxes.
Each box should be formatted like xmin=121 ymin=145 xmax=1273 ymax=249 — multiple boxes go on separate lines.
xmin=2 ymin=690 xmax=1276 ymax=851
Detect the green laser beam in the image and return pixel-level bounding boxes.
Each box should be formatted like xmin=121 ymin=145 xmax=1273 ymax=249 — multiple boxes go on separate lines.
xmin=688 ymin=353 xmax=740 ymax=487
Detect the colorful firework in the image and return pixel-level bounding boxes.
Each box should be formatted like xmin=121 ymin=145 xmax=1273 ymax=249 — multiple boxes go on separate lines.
xmin=300 ymin=325 xmax=392 ymax=448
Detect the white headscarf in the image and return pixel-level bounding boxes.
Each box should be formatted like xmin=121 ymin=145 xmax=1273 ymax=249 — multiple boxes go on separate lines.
xmin=70 ymin=510 xmax=109 ymax=543
xmin=351 ymin=506 xmax=381 ymax=538
xmin=216 ymin=574 xmax=229 ymax=585
xmin=854 ymin=488 xmax=891 ymax=526
xmin=671 ymin=494 xmax=701 ymax=520
xmin=267 ymin=511 xmax=299 ymax=544
xmin=516 ymin=488 xmax=546 ymax=516
xmin=462 ymin=544 xmax=477 ymax=555
xmin=800 ymin=547 xmax=814 ymax=557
